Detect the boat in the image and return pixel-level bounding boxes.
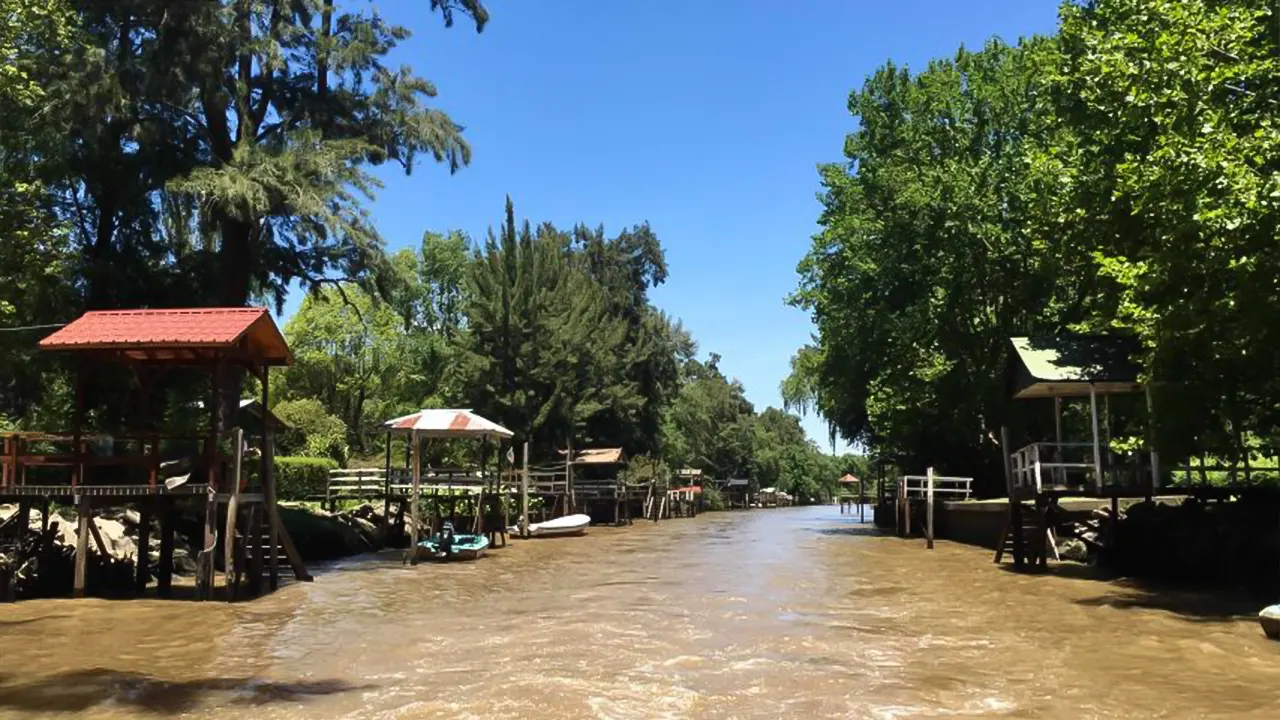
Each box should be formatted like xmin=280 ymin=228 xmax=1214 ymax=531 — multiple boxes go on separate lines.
xmin=416 ymin=522 xmax=491 ymax=561
xmin=512 ymin=513 xmax=591 ymax=538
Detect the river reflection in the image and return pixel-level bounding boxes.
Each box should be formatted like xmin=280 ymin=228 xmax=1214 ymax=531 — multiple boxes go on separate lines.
xmin=1 ymin=506 xmax=1278 ymax=719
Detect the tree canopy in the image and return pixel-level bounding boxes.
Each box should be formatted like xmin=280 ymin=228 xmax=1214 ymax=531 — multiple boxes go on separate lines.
xmin=790 ymin=0 xmax=1279 ymax=491
xmin=0 ymin=0 xmax=864 ymax=501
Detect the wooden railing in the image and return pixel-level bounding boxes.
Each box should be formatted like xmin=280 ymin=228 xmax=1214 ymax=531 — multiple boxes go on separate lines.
xmin=0 ymin=431 xmax=225 ymax=492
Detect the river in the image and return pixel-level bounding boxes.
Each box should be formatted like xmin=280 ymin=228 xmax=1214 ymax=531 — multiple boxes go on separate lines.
xmin=1 ymin=506 xmax=1278 ymax=719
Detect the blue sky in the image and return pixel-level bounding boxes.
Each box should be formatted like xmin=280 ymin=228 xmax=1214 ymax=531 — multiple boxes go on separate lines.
xmin=290 ymin=0 xmax=1062 ymax=452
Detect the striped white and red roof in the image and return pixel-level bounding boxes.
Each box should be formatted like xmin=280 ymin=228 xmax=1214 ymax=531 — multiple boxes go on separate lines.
xmin=383 ymin=409 xmax=513 ymax=439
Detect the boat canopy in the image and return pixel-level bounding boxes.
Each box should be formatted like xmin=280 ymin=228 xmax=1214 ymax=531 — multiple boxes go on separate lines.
xmin=383 ymin=409 xmax=514 ymax=439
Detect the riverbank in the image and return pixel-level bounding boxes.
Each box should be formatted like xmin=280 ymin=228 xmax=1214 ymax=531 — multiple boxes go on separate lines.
xmin=1 ymin=506 xmax=1276 ymax=718
xmin=0 ymin=502 xmax=394 ymax=600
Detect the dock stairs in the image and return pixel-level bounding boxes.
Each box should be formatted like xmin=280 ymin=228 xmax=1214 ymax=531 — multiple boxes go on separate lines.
xmin=993 ymin=501 xmax=1059 ymax=566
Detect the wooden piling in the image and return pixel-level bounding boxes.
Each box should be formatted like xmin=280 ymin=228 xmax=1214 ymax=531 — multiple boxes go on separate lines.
xmin=224 ymin=428 xmax=243 ymax=599
xmin=248 ymin=502 xmax=263 ymax=596
xmin=902 ymin=480 xmax=911 ymax=537
xmin=520 ymin=443 xmax=530 ymax=538
xmin=135 ymin=503 xmax=152 ymax=596
xmin=409 ymin=430 xmax=421 ymax=565
xmin=73 ymin=494 xmax=90 ymax=598
xmin=199 ymin=484 xmax=217 ymax=600
xmin=158 ymin=499 xmax=175 ymax=597
xmin=926 ymin=467 xmax=935 ymax=550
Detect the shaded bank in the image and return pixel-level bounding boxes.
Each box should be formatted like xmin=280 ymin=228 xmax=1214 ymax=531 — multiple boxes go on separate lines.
xmin=882 ymin=495 xmax=1280 ymax=599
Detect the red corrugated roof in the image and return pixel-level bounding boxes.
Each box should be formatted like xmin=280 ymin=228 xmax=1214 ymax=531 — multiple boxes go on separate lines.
xmin=39 ymin=308 xmax=292 ymax=365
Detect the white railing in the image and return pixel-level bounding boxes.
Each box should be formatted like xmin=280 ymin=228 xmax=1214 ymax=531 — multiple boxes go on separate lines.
xmin=897 ymin=467 xmax=973 ymax=550
xmin=900 ymin=474 xmax=973 ymax=500
xmin=1009 ymin=442 xmax=1154 ymax=493
xmin=1010 ymin=442 xmax=1097 ymax=493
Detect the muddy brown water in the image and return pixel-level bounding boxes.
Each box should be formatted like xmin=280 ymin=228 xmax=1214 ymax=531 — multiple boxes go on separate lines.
xmin=1 ymin=506 xmax=1279 ymax=719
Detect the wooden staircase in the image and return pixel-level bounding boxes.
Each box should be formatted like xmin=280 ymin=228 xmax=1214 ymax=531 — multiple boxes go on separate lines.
xmin=993 ymin=501 xmax=1059 ymax=567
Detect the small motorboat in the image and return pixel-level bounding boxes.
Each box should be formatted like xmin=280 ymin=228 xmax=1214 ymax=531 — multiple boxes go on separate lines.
xmin=416 ymin=522 xmax=491 ymax=561
xmin=511 ymin=513 xmax=591 ymax=538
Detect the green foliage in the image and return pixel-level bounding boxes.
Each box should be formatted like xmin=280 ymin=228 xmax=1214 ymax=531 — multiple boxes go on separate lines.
xmin=274 ymin=456 xmax=339 ymax=501
xmin=461 ymin=198 xmax=645 ymax=453
xmin=792 ymin=0 xmax=1279 ymax=486
xmin=702 ymin=485 xmax=726 ymax=511
xmin=273 ymin=399 xmax=350 ymax=465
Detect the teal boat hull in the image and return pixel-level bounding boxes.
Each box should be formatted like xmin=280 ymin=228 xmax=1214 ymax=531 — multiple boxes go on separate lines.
xmin=416 ymin=533 xmax=491 ymax=561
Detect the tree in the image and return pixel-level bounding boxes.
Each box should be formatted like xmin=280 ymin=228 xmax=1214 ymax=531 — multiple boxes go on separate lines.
xmin=574 ymin=221 xmax=678 ymax=456
xmin=0 ymin=0 xmax=79 ymax=422
xmin=36 ymin=1 xmax=487 ymax=312
xmin=791 ymin=38 xmax=1068 ymax=488
xmin=1055 ymin=0 xmax=1280 ymax=458
xmin=460 ymin=198 xmax=636 ymax=454
xmin=279 ymin=284 xmax=421 ymax=454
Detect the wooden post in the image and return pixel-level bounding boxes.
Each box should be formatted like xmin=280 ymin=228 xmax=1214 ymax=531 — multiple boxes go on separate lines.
xmin=224 ymin=428 xmax=243 ymax=599
xmin=74 ymin=494 xmax=90 ymax=597
xmin=72 ymin=362 xmax=84 ymax=490
xmin=902 ymin=478 xmax=911 ymax=537
xmin=135 ymin=503 xmax=152 ymax=596
xmin=1001 ymin=426 xmax=1025 ymax=570
xmin=158 ymin=499 xmax=174 ymax=597
xmin=500 ymin=442 xmax=510 ymax=546
xmin=926 ymin=467 xmax=935 ymax=550
xmin=520 ymin=442 xmax=530 ymax=538
xmin=1089 ymin=385 xmax=1104 ymax=493
xmin=1103 ymin=392 xmax=1114 ymax=486
xmin=262 ymin=367 xmax=279 ymax=590
xmin=382 ymin=432 xmax=392 ymax=538
xmin=566 ymin=436 xmax=575 ymax=515
xmin=198 ymin=363 xmax=222 ymax=601
xmin=199 ymin=485 xmax=217 ymax=600
xmin=248 ymin=503 xmax=263 ymax=596
xmin=409 ymin=430 xmax=421 ymax=565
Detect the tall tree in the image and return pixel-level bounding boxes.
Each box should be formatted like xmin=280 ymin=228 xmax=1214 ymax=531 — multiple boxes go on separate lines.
xmin=791 ymin=38 xmax=1067 ymax=488
xmin=40 ymin=1 xmax=487 ymax=311
xmin=461 ymin=198 xmax=635 ymax=454
xmin=1055 ymin=0 xmax=1280 ymax=458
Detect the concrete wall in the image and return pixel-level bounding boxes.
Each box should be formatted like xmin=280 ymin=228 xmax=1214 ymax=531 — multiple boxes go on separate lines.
xmin=872 ymin=498 xmax=1119 ymax=550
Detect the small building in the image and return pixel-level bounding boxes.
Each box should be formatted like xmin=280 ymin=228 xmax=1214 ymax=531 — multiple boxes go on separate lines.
xmin=2 ymin=307 xmax=309 ymax=601
xmin=721 ymin=477 xmax=751 ymax=509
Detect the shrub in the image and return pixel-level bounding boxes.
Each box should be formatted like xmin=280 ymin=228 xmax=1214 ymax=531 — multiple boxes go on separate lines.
xmin=274 ymin=456 xmax=338 ymax=500
xmin=702 ymin=486 xmax=726 ymax=511
xmin=272 ymin=398 xmax=349 ymax=464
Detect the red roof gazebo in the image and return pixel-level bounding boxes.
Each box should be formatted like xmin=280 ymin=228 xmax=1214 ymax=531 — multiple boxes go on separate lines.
xmin=2 ymin=307 xmax=308 ymax=600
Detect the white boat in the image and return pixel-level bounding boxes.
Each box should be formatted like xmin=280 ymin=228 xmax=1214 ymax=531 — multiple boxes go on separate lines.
xmin=513 ymin=513 xmax=591 ymax=538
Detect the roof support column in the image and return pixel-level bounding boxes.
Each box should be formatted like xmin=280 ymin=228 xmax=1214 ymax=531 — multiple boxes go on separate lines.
xmin=1054 ymin=396 xmax=1064 ymax=486
xmin=1089 ymin=384 xmax=1104 ymax=493
xmin=409 ymin=429 xmax=421 ymax=565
